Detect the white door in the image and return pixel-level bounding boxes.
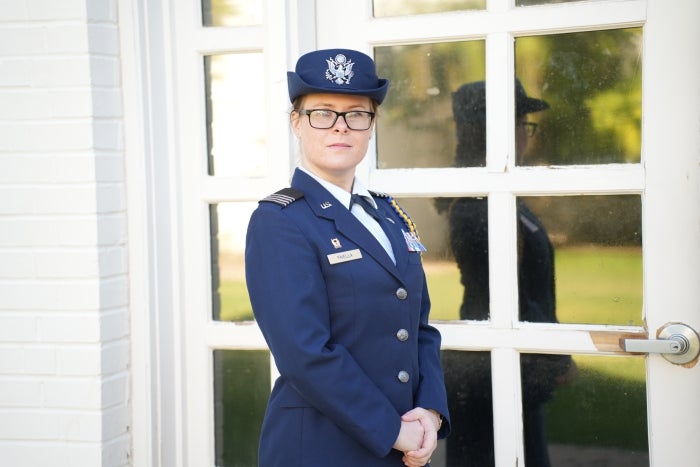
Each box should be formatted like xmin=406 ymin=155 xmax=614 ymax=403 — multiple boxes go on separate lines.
xmin=151 ymin=0 xmax=700 ymax=465
xmin=312 ymin=0 xmax=699 ymax=466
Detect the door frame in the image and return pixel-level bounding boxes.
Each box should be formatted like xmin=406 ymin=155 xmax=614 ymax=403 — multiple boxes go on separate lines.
xmin=119 ymin=0 xmax=700 ymax=465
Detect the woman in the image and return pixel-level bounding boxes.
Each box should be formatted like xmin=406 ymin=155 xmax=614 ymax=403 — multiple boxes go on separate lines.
xmin=245 ymin=48 xmax=450 ymax=467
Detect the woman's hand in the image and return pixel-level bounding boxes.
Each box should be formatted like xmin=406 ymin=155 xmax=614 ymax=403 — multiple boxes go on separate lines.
xmin=400 ymin=408 xmax=441 ymax=466
xmin=393 ymin=419 xmax=424 ymax=453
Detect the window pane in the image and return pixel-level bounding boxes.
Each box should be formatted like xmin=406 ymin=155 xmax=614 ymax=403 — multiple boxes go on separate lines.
xmin=518 ymin=196 xmax=642 ymax=326
xmin=442 ymin=349 xmax=493 ymax=465
xmin=204 ymin=53 xmax=267 ymax=176
xmin=202 ymin=0 xmax=262 ymax=27
xmin=540 ymin=354 xmax=648 ymax=466
xmin=373 ymin=0 xmax=485 ymax=17
xmin=447 ymin=197 xmax=490 ymax=319
xmin=213 ymin=349 xmax=270 ymax=467
xmin=210 ymin=202 xmax=256 ymax=322
xmin=375 ymin=41 xmax=485 ymax=168
xmin=515 ymin=28 xmax=642 ymax=165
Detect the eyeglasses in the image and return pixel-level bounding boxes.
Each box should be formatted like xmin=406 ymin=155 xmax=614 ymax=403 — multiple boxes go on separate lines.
xmin=517 ymin=121 xmax=538 ymax=137
xmin=298 ymin=109 xmax=375 ymax=131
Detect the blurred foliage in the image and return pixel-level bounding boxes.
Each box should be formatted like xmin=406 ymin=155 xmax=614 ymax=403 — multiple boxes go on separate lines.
xmin=517 ymin=29 xmax=643 ymax=164
xmin=375 ymin=28 xmax=642 ymax=167
xmin=547 ymin=355 xmax=648 ymax=451
xmin=202 ymin=0 xmax=260 ymax=27
xmin=373 ymin=0 xmax=485 ymax=17
xmin=214 ymin=350 xmax=269 ymax=467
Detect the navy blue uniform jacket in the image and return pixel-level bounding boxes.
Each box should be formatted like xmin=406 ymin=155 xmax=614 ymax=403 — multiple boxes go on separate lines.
xmin=245 ymin=169 xmax=450 ymax=466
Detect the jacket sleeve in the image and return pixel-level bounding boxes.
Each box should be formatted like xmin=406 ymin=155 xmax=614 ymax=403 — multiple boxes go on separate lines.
xmin=245 ymin=204 xmax=402 ymax=457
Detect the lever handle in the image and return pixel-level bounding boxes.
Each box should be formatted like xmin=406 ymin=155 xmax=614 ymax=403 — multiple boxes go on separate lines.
xmin=622 ymin=335 xmax=687 ymax=354
xmin=621 ymin=323 xmax=699 ymax=365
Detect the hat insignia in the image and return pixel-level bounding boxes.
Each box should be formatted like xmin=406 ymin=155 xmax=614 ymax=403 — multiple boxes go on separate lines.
xmin=325 ymin=54 xmax=355 ymax=85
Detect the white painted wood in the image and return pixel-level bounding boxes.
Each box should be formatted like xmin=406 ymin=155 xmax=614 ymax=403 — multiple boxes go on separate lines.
xmin=131 ymin=0 xmax=700 ymax=464
xmin=642 ymin=0 xmax=700 ymax=464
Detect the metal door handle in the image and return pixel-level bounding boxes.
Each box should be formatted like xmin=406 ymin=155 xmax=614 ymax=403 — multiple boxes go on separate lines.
xmin=622 ymin=323 xmax=700 ymax=365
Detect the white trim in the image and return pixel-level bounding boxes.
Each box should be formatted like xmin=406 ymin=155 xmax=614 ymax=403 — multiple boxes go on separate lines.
xmin=119 ymin=0 xmax=186 ymax=465
xmin=642 ymin=1 xmax=700 ymax=463
xmin=365 ymin=0 xmax=646 ymax=44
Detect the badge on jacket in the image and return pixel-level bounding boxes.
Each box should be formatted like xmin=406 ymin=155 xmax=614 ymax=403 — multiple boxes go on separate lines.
xmin=403 ymin=230 xmax=427 ymax=252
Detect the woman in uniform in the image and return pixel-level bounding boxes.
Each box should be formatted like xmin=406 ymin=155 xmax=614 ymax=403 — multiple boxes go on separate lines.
xmin=245 ymin=48 xmax=450 ymax=467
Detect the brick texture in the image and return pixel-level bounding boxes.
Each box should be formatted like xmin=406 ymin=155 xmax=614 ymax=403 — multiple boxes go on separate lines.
xmin=0 ymin=0 xmax=130 ymax=465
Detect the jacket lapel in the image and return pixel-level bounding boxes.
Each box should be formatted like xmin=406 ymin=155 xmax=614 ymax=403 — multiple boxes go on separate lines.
xmin=292 ymin=170 xmax=405 ymax=283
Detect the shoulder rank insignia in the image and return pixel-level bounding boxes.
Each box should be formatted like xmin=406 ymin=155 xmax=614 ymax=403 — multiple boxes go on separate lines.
xmin=260 ymin=187 xmax=304 ymax=207
xmin=369 ymin=190 xmax=389 ymax=198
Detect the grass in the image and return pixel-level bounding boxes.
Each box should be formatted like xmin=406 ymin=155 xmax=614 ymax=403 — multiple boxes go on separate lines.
xmin=216 ymin=246 xmax=647 ymax=457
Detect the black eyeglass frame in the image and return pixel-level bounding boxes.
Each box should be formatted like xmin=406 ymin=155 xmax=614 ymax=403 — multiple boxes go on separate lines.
xmin=298 ymin=109 xmax=376 ymax=131
xmin=517 ymin=121 xmax=539 ymax=137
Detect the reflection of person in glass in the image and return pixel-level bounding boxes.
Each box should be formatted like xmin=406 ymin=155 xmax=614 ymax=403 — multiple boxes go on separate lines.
xmin=246 ymin=48 xmax=450 ymax=467
xmin=444 ymin=80 xmax=575 ymax=467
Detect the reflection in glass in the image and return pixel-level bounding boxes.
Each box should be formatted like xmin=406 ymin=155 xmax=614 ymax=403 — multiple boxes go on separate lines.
xmin=418 ymin=194 xmax=642 ymax=325
xmin=374 ymin=41 xmax=485 ymax=168
xmin=520 ymin=196 xmax=642 ymax=326
xmin=213 ymin=349 xmax=270 ymax=467
xmin=442 ymin=352 xmax=647 ymax=467
xmin=210 ymin=203 xmax=257 ymax=321
xmin=515 ymin=28 xmax=642 ymax=165
xmin=204 ymin=53 xmax=267 ymax=176
xmin=520 ymin=352 xmax=577 ymax=467
xmin=373 ymin=0 xmax=485 ymax=17
xmin=442 ymin=350 xmax=493 ymax=466
xmin=447 ymin=197 xmax=490 ymax=319
xmin=202 ymin=0 xmax=262 ymax=27
xmin=543 ymin=355 xmax=648 ymax=466
xmin=450 ymin=79 xmax=549 ymax=167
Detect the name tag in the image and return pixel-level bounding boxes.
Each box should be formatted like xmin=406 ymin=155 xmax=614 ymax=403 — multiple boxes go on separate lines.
xmin=327 ymin=249 xmax=362 ymax=265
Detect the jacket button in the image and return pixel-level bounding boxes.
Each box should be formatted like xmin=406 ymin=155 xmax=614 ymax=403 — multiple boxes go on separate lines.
xmin=397 ymin=370 xmax=410 ymax=383
xmin=395 ymin=288 xmax=408 ymax=300
xmin=396 ymin=329 xmax=409 ymax=341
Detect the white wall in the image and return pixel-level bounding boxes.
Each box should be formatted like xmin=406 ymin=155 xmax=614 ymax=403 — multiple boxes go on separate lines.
xmin=0 ymin=1 xmax=131 ymax=465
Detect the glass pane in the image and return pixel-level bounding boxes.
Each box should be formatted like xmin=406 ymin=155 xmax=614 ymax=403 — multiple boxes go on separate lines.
xmin=204 ymin=53 xmax=267 ymax=176
xmin=442 ymin=349 xmax=493 ymax=466
xmin=373 ymin=0 xmax=485 ymax=17
xmin=394 ymin=197 xmax=462 ymax=320
xmin=517 ymin=0 xmax=602 ymax=5
xmin=213 ymin=349 xmax=270 ymax=467
xmin=375 ymin=41 xmax=485 ymax=168
xmin=447 ymin=197 xmax=490 ymax=319
xmin=542 ymin=354 xmax=648 ymax=466
xmin=210 ymin=202 xmax=257 ymax=321
xmin=518 ymin=196 xmax=642 ymax=325
xmin=515 ymin=28 xmax=642 ymax=165
xmin=442 ymin=352 xmax=648 ymax=467
xmin=202 ymin=0 xmax=262 ymax=27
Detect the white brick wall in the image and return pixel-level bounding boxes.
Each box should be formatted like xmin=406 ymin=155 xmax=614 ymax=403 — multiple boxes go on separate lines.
xmin=0 ymin=1 xmax=130 ymax=465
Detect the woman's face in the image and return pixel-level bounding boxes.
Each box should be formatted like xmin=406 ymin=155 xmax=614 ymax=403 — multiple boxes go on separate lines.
xmin=516 ymin=114 xmax=530 ymax=165
xmin=292 ymin=93 xmax=375 ymax=189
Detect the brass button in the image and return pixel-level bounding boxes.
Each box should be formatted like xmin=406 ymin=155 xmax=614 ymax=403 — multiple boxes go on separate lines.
xmin=395 ymin=288 xmax=408 ymax=300
xmin=396 ymin=329 xmax=409 ymax=341
xmin=397 ymin=371 xmax=410 ymax=383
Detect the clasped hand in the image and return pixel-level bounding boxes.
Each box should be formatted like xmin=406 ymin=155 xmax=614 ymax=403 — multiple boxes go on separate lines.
xmin=392 ymin=407 xmax=440 ymax=467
